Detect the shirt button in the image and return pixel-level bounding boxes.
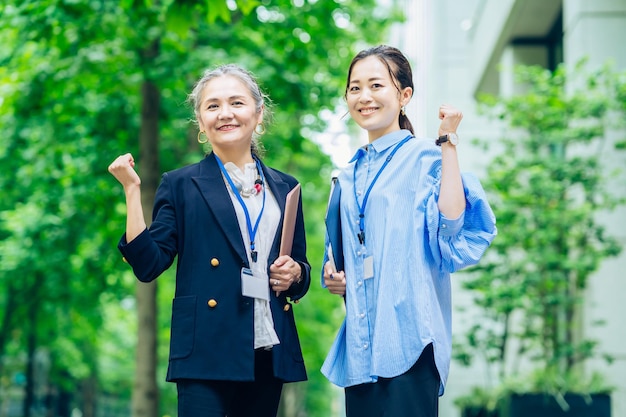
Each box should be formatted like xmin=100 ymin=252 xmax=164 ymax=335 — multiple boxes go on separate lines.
xmin=359 ymin=313 xmax=365 ymax=319
xmin=363 ymin=342 xmax=369 ymax=349
xmin=441 ymin=224 xmax=447 ymax=229
xmin=210 ymin=258 xmax=220 ymax=266
xmin=357 ymin=281 xmax=362 ymax=286
xmin=356 ymin=251 xmax=361 ymax=256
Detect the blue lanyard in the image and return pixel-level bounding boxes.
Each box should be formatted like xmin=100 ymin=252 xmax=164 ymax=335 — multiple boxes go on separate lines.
xmin=353 ymin=134 xmax=413 ymax=245
xmin=215 ymin=154 xmax=266 ymax=263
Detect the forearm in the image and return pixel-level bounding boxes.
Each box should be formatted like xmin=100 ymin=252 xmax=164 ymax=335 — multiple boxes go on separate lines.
xmin=124 ymin=184 xmax=147 ymax=242
xmin=437 ymin=144 xmax=466 ymax=218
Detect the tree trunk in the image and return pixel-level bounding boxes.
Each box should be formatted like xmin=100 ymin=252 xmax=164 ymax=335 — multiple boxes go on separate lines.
xmin=132 ymin=37 xmax=161 ymax=417
xmin=22 ymin=301 xmax=37 ymax=417
xmin=81 ymin=375 xmax=97 ymax=417
xmin=0 ymin=282 xmax=18 ymax=378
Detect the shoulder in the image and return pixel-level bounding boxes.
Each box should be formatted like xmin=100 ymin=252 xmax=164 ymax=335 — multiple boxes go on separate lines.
xmin=407 ymin=136 xmax=440 ymax=155
xmin=401 ymin=137 xmax=442 ymax=173
xmin=161 ymin=158 xmax=206 ymax=182
xmin=261 ymin=163 xmax=300 ymax=189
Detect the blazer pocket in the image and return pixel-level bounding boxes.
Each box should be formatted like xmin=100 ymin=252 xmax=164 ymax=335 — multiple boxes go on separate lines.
xmin=169 ymin=295 xmax=197 ymax=359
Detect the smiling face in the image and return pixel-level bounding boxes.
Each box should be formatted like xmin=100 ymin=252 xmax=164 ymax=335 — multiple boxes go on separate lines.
xmin=197 ymin=74 xmax=264 ymax=157
xmin=346 ymin=55 xmax=412 ymax=142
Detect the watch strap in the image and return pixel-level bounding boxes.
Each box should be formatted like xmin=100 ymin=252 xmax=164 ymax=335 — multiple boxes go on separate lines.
xmin=436 ymin=134 xmax=449 ymax=146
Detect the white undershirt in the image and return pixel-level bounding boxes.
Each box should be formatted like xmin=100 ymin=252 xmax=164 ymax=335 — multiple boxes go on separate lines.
xmin=224 ymin=162 xmax=281 ymax=349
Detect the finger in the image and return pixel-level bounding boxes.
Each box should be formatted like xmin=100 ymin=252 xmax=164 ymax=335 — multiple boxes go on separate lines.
xmin=439 ymin=104 xmax=452 ymax=118
xmin=326 ymin=275 xmax=346 ymax=290
xmin=329 ymin=285 xmax=346 ymax=296
xmin=272 ymin=278 xmax=282 ymax=297
xmin=439 ymin=104 xmax=460 ymax=117
xmin=109 ymin=154 xmax=133 ymax=171
xmin=323 ymin=261 xmax=338 ymax=276
xmin=273 ymin=255 xmax=291 ymax=267
xmin=326 ymin=270 xmax=342 ymax=284
xmin=270 ymin=262 xmax=290 ymax=275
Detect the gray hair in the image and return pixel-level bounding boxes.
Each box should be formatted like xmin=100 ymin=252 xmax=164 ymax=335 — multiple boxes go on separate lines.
xmin=188 ymin=64 xmax=272 ymax=157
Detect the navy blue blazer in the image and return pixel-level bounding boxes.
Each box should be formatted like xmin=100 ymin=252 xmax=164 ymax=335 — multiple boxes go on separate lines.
xmin=118 ymin=153 xmax=311 ymax=383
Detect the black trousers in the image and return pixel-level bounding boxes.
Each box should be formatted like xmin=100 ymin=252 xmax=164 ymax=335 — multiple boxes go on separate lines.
xmin=176 ymin=349 xmax=283 ymax=417
xmin=345 ymin=343 xmax=440 ymax=417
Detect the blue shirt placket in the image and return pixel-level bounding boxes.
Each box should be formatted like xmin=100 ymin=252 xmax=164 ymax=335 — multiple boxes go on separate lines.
xmin=353 ymin=147 xmax=373 ymax=372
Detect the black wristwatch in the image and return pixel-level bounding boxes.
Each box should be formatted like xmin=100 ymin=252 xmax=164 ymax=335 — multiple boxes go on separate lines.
xmin=436 ymin=132 xmax=459 ymax=146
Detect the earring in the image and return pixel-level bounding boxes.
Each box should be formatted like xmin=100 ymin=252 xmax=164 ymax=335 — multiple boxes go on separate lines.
xmin=197 ymin=130 xmax=208 ymax=144
xmin=255 ymin=123 xmax=266 ymax=135
xmin=401 ymin=106 xmax=406 ymax=116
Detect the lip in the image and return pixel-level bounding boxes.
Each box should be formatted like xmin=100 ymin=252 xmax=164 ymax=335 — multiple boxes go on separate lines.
xmin=358 ymin=107 xmax=379 ymax=115
xmin=217 ymin=124 xmax=239 ymax=131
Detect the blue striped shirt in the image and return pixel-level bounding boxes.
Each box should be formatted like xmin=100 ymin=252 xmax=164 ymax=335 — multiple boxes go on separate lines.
xmin=321 ymin=129 xmax=497 ymax=394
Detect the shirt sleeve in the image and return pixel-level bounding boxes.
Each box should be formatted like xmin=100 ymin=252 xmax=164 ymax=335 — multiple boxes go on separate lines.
xmin=426 ymin=172 xmax=497 ymax=273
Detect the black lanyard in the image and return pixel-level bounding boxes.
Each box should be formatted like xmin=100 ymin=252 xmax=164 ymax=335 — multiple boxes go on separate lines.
xmin=215 ymin=154 xmax=266 ymax=262
xmin=352 ymin=134 xmax=413 ymax=245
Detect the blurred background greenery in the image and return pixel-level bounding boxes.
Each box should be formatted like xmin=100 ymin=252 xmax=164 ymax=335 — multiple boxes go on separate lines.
xmin=0 ymin=0 xmax=403 ymax=416
xmin=2 ymin=1 xmax=626 ymax=417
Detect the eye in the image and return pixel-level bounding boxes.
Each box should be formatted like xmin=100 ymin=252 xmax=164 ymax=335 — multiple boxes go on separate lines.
xmin=371 ymin=83 xmax=383 ymax=89
xmin=232 ymin=100 xmax=244 ymax=106
xmin=349 ymin=86 xmax=360 ymax=92
xmin=206 ymin=103 xmax=218 ymax=110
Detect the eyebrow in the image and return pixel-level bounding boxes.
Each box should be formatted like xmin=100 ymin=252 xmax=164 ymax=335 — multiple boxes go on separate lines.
xmin=350 ymin=77 xmax=385 ymax=84
xmin=203 ymin=94 xmax=248 ymax=102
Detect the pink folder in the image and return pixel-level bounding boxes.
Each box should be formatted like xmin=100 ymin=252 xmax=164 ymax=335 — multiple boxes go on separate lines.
xmin=279 ymin=183 xmax=301 ymax=256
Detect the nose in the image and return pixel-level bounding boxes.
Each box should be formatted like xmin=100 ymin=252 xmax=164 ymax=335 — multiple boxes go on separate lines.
xmin=218 ymin=104 xmax=233 ymax=119
xmin=358 ymin=88 xmax=372 ymax=103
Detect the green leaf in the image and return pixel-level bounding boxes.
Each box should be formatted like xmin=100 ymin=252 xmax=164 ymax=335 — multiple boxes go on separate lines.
xmin=206 ymin=0 xmax=231 ymax=23
xmin=236 ymin=0 xmax=261 ymax=15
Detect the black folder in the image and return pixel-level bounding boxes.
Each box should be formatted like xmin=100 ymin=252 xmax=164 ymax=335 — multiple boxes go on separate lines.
xmin=325 ymin=177 xmax=344 ymax=272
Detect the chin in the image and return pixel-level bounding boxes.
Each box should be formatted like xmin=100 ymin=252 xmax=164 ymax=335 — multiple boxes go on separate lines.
xmin=358 ymin=120 xmax=384 ymax=131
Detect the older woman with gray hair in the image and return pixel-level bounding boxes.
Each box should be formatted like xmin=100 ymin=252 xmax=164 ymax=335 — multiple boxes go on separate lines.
xmin=108 ymin=64 xmax=311 ymax=417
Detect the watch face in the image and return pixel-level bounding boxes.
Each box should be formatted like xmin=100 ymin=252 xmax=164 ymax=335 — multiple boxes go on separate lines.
xmin=448 ymin=133 xmax=459 ymax=145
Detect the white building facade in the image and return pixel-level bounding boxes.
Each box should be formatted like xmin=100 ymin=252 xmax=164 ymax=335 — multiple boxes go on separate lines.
xmin=388 ymin=0 xmax=626 ymax=416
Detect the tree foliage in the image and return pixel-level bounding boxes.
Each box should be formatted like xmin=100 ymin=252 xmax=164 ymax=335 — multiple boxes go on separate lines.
xmin=0 ymin=0 xmax=402 ymax=415
xmin=453 ymin=61 xmax=626 ymax=402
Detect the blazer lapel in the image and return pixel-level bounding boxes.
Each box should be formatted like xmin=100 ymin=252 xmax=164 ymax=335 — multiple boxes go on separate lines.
xmin=191 ymin=154 xmax=248 ymax=264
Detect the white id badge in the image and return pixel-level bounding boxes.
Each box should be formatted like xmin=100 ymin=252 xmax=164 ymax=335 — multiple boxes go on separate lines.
xmin=241 ymin=267 xmax=269 ymax=301
xmin=363 ymin=256 xmax=374 ymax=280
